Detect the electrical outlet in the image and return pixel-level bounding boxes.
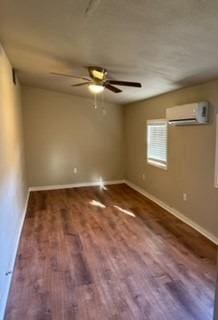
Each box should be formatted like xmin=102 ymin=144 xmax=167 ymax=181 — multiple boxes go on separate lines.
xmin=183 ymin=193 xmax=187 ymax=201
xmin=73 ymin=167 xmax=78 ymax=174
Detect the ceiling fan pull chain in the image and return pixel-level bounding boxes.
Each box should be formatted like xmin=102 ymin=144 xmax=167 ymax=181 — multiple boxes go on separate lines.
xmin=102 ymin=91 xmax=106 ymax=116
xmin=93 ymin=93 xmax=97 ymax=109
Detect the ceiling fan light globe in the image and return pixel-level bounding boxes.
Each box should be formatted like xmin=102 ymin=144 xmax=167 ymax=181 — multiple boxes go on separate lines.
xmin=88 ymin=84 xmax=104 ymax=94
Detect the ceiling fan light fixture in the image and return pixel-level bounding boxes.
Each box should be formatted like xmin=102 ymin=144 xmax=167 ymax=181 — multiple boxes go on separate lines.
xmin=88 ymin=83 xmax=104 ymax=94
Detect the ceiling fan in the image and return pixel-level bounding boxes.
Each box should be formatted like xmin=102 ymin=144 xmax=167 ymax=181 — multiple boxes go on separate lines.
xmin=51 ymin=66 xmax=142 ymax=94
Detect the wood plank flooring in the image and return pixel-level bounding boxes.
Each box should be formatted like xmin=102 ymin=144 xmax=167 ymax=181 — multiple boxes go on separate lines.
xmin=5 ymin=184 xmax=217 ymax=320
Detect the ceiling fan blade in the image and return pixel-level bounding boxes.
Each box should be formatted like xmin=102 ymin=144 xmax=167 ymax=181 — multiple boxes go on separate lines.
xmin=72 ymin=81 xmax=91 ymax=87
xmin=107 ymin=80 xmax=142 ymax=87
xmin=105 ymin=83 xmax=122 ymax=93
xmin=51 ymin=72 xmax=90 ymax=81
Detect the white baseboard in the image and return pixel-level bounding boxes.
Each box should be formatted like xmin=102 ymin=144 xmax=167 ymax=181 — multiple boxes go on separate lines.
xmin=125 ymin=180 xmax=218 ymax=245
xmin=0 ymin=189 xmax=30 ymax=320
xmin=29 ymin=179 xmax=125 ymax=191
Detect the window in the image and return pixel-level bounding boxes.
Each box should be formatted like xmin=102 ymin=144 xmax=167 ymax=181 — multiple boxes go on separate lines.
xmin=147 ymin=119 xmax=168 ymax=169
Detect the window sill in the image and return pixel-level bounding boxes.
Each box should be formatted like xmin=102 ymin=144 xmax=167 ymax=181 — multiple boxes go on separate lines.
xmin=147 ymin=159 xmax=167 ymax=170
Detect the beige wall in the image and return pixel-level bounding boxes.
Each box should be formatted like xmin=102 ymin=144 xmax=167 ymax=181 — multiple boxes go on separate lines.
xmin=124 ymin=80 xmax=218 ymax=238
xmin=0 ymin=45 xmax=27 ymax=318
xmin=22 ymin=87 xmax=124 ymax=187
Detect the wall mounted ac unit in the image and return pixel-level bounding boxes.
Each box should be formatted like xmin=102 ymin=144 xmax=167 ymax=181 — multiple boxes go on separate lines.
xmin=166 ymin=101 xmax=208 ymax=126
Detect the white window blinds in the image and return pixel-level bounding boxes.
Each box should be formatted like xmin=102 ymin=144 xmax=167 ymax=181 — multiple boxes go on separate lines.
xmin=147 ymin=119 xmax=168 ymax=169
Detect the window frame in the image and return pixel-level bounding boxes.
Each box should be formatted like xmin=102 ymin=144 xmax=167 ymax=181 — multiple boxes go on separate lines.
xmin=146 ymin=119 xmax=168 ymax=170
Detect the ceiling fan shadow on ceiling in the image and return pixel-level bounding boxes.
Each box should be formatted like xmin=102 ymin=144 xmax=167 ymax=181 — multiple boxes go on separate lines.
xmin=51 ymin=66 xmax=142 ymax=94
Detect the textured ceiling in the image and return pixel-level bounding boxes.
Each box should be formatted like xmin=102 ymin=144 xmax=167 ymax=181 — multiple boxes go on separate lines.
xmin=1 ymin=0 xmax=218 ymax=104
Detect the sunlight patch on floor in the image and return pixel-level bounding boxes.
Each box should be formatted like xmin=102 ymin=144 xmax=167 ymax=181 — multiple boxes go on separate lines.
xmin=90 ymin=200 xmax=106 ymax=208
xmin=89 ymin=199 xmax=135 ymax=217
xmin=113 ymin=205 xmax=136 ymax=217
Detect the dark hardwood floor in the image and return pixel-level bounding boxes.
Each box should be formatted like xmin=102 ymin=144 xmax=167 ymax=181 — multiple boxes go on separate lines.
xmin=5 ymin=184 xmax=217 ymax=320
